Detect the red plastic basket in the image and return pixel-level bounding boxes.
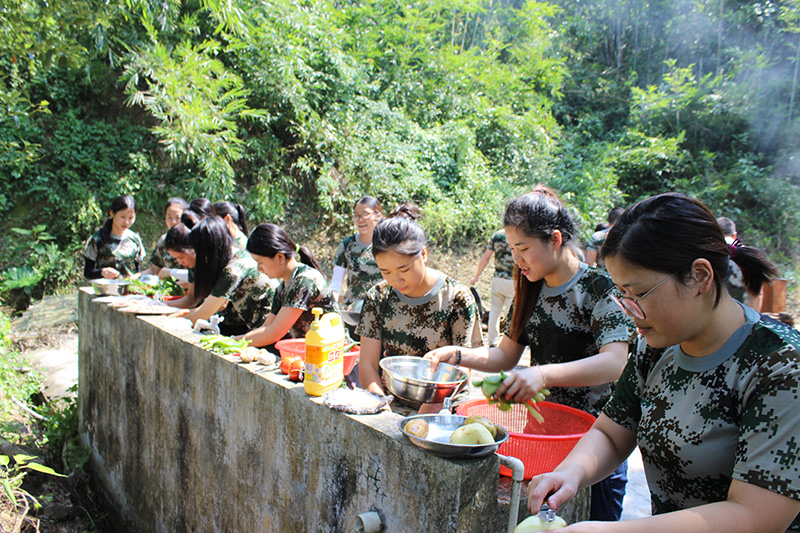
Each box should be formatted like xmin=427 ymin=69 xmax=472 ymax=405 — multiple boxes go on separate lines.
xmin=456 ymin=399 xmax=596 ymax=479
xmin=273 ymin=338 xmax=360 ymax=376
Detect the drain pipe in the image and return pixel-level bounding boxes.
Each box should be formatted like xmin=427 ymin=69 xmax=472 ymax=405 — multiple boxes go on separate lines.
xmin=498 ymin=454 xmax=525 ymax=533
xmin=351 ymin=511 xmax=382 ymax=532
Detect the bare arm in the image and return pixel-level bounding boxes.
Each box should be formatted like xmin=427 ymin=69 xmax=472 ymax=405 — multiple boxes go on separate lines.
xmin=167 ymin=283 xmax=198 ymax=309
xmin=240 ymin=307 xmax=303 ymax=347
xmin=183 ymin=295 xmax=226 ymax=326
xmin=470 ymin=249 xmax=494 ymax=286
xmin=359 ymin=337 xmax=385 ymax=396
xmin=426 ymin=335 xmax=526 ymax=372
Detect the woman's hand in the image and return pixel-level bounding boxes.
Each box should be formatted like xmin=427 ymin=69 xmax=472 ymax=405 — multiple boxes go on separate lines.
xmin=168 ymin=308 xmax=191 ymax=319
xmin=526 ymin=468 xmax=582 ymax=515
xmin=496 ymin=366 xmax=546 ymax=404
xmin=424 ymin=345 xmax=460 ymax=370
xmin=158 ymin=268 xmax=173 ymax=280
xmin=101 ymin=267 xmax=120 ymax=279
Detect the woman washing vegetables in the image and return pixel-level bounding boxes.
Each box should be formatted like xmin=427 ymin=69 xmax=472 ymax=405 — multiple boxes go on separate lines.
xmin=239 ymin=224 xmax=339 ymax=347
xmin=426 ymin=187 xmax=635 ymax=521
xmin=171 ymin=217 xmax=276 ymax=336
xmin=525 ymin=193 xmax=800 ymax=532
xmin=357 ymin=203 xmax=483 ymax=414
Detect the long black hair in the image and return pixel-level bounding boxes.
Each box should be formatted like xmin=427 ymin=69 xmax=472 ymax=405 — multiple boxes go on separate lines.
xmin=213 ymin=201 xmax=249 ymax=236
xmin=247 ymin=223 xmax=325 ymax=277
xmin=99 ymin=195 xmax=137 ymax=240
xmin=189 ymin=198 xmax=214 ymax=218
xmin=503 ymin=186 xmax=579 ymax=342
xmin=602 ymin=193 xmax=776 ymax=305
xmin=372 ymin=202 xmax=425 ymax=257
xmin=165 ymin=223 xmax=192 ymax=254
xmin=190 ymin=217 xmax=233 ymax=299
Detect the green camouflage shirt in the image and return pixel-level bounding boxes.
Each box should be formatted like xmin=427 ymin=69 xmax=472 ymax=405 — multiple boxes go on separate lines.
xmin=486 ymin=230 xmax=514 ymax=279
xmin=357 ymin=271 xmax=483 ymax=357
xmin=83 ymin=228 xmax=147 ymax=277
xmin=333 ymin=234 xmax=383 ymax=305
xmin=505 ymin=263 xmax=635 ymax=416
xmin=210 ymin=256 xmax=277 ymax=330
xmin=150 ymin=234 xmax=181 ymax=270
xmin=604 ymin=306 xmax=800 ymax=528
xmin=270 ymin=263 xmax=338 ymax=338
xmin=234 ymin=232 xmax=248 ymax=252
xmin=586 ymin=228 xmax=610 ymax=270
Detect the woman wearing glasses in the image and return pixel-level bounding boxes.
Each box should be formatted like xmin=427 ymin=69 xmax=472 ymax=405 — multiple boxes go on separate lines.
xmin=330 ymin=196 xmax=385 ymax=314
xmin=426 ymin=187 xmax=636 ymax=521
xmin=525 ymin=193 xmax=800 ymax=531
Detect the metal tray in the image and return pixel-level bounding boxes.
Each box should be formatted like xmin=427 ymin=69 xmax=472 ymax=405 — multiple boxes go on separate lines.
xmin=398 ymin=414 xmax=509 ymax=458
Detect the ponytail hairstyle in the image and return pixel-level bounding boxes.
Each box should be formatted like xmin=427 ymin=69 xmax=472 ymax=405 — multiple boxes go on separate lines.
xmin=213 ymin=201 xmax=249 ymax=236
xmin=100 ymin=195 xmax=137 ymax=240
xmin=247 ymin=223 xmax=325 ymax=278
xmin=503 ymin=186 xmax=579 ymax=342
xmin=372 ymin=202 xmax=425 ymax=257
xmin=189 ymin=217 xmax=233 ymax=300
xmin=181 ymin=209 xmax=203 ymax=229
xmin=165 ymin=223 xmax=192 ymax=254
xmin=354 ymin=195 xmax=383 ymax=216
xmin=165 ymin=197 xmax=189 ymax=214
xmin=189 ymin=198 xmax=214 ymax=218
xmin=601 ymin=193 xmax=776 ymax=305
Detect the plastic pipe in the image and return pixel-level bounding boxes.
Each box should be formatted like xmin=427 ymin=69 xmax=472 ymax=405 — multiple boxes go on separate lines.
xmin=498 ymin=454 xmax=525 ymax=533
xmin=351 ymin=511 xmax=382 ymax=533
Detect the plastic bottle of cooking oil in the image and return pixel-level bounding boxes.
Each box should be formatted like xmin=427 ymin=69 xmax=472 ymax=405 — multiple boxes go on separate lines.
xmin=304 ymin=308 xmax=346 ymax=396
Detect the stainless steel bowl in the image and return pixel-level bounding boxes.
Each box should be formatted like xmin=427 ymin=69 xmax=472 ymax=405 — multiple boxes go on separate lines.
xmin=91 ymin=279 xmax=130 ymax=296
xmin=380 ymin=356 xmax=467 ymax=404
xmin=398 ymin=414 xmax=509 ymax=458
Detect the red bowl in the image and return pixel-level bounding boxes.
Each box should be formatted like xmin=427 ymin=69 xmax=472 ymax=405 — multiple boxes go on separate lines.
xmin=273 ymin=339 xmax=360 ymax=376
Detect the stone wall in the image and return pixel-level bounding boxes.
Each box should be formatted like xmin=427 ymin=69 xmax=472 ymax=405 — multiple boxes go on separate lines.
xmin=78 ymin=289 xmax=588 ymax=532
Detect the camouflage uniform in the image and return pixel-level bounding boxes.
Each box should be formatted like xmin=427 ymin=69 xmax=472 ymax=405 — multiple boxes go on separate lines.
xmin=487 ymin=230 xmax=514 ymax=279
xmin=150 ymin=234 xmax=181 ymax=270
xmin=234 ymin=232 xmax=248 ymax=252
xmin=211 ymin=256 xmax=277 ymax=331
xmin=504 ymin=263 xmax=636 ymax=417
xmin=604 ymin=306 xmax=800 ymax=529
xmin=270 ymin=263 xmax=339 ymax=338
xmin=486 ymin=230 xmax=515 ymax=346
xmin=357 ymin=271 xmax=483 ymax=357
xmin=586 ymin=228 xmax=611 ymax=270
xmin=333 ymin=234 xmax=383 ymax=307
xmin=83 ymin=228 xmax=147 ymax=278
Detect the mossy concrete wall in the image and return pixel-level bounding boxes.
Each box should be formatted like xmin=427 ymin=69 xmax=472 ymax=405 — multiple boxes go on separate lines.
xmin=78 ymin=289 xmax=588 ymax=532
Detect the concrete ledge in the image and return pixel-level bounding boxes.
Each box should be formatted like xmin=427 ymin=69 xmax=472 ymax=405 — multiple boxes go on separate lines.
xmin=78 ymin=289 xmax=587 ymax=531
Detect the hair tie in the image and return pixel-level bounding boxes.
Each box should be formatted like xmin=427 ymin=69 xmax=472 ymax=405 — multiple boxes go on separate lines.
xmin=295 ymin=243 xmax=300 ymax=253
xmin=728 ymin=237 xmax=743 ymax=258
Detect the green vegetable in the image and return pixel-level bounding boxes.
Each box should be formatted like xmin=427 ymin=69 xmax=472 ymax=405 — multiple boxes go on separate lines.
xmin=473 ymin=371 xmax=550 ymax=422
xmin=198 ymin=334 xmax=251 ymax=355
xmin=128 ymin=278 xmax=185 ymax=297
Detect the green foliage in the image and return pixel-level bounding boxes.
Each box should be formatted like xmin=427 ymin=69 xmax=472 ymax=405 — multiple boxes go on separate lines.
xmin=1 ymin=453 xmax=65 ymax=517
xmin=0 ymin=313 xmax=42 ymax=426
xmin=0 ymin=226 xmax=76 ymax=311
xmin=36 ymin=387 xmax=90 ymax=474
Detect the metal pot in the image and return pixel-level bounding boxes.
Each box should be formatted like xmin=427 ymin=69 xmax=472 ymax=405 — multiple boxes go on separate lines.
xmin=380 ymin=356 xmax=467 ymax=404
xmin=91 ymin=278 xmax=130 ymax=296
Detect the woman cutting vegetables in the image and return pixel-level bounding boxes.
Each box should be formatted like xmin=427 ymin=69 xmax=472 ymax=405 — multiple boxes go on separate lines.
xmin=83 ymin=195 xmax=147 ymax=279
xmin=358 ymin=203 xmax=483 ymax=414
xmin=426 ymin=187 xmax=635 ymax=521
xmin=239 ymin=223 xmax=339 ymax=346
xmin=525 ymin=193 xmax=800 ymax=532
xmin=172 ymin=217 xmax=276 ymax=336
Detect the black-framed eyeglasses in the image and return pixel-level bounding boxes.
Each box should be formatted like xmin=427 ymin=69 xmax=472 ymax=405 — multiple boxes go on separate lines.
xmin=610 ymin=271 xmax=680 ymax=320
